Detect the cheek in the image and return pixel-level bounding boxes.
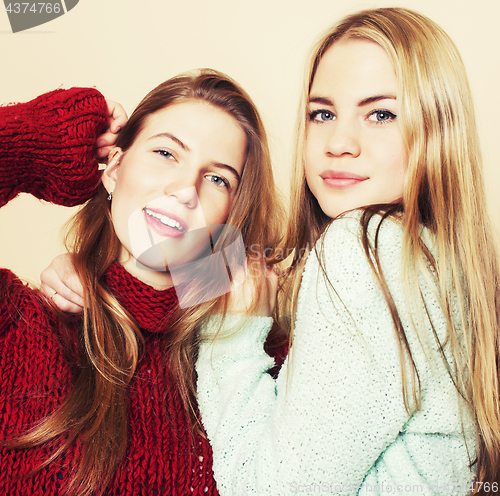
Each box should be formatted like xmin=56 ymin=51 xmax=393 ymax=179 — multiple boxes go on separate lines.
xmin=304 ymin=139 xmax=315 ymax=180
xmin=200 ymin=195 xmax=233 ymax=225
xmin=388 ymin=129 xmax=407 ymax=167
xmin=304 ymin=167 xmax=314 ymax=195
xmin=303 ymin=153 xmax=319 ymax=197
xmin=111 ymin=174 xmax=139 ymax=223
xmin=304 ymin=128 xmax=320 ymax=161
xmin=112 ymin=166 xmax=139 ymax=203
xmin=115 ymin=156 xmax=163 ymax=195
xmin=304 ymin=128 xmax=326 ymax=187
xmin=389 ymin=144 xmax=407 ymax=188
xmin=378 ymin=144 xmax=406 ymax=199
xmin=373 ymin=133 xmax=406 ymax=172
xmin=110 ymin=194 xmax=135 ymax=231
xmin=109 ymin=172 xmax=146 ymax=246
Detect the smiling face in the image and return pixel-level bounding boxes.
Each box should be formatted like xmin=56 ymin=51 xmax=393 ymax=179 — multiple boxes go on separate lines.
xmin=102 ymin=100 xmax=247 ymax=289
xmin=305 ymin=38 xmax=407 ymax=219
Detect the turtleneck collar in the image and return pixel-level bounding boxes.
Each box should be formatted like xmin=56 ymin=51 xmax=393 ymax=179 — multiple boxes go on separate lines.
xmin=105 ymin=263 xmax=178 ymax=334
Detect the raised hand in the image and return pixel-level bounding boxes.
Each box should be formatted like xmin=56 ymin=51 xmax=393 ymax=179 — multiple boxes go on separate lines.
xmin=96 ymin=100 xmax=128 ymax=160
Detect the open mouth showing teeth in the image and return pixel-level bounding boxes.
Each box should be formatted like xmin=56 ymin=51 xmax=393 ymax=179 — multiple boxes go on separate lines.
xmin=144 ymin=208 xmax=186 ymax=233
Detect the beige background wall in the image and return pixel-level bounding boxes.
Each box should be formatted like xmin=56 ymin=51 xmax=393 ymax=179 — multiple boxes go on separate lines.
xmin=1 ymin=0 xmax=499 ymax=284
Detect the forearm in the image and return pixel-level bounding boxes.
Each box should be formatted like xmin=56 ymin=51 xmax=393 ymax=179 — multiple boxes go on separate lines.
xmin=0 ymin=87 xmax=107 ymax=207
xmin=197 ymin=315 xmax=279 ymax=495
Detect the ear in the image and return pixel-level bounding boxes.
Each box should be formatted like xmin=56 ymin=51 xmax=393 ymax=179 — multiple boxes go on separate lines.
xmin=102 ymin=147 xmax=123 ymax=195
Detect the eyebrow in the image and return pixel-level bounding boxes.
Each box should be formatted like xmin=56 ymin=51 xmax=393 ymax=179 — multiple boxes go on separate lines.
xmin=148 ymin=132 xmax=190 ymax=151
xmin=308 ymin=94 xmax=397 ymax=107
xmin=358 ymin=94 xmax=396 ymax=106
xmin=212 ymin=163 xmax=241 ymax=183
xmin=308 ymin=96 xmax=333 ymax=106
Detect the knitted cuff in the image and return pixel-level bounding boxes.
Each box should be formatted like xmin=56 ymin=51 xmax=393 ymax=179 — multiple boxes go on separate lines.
xmin=0 ymin=87 xmax=107 ymax=207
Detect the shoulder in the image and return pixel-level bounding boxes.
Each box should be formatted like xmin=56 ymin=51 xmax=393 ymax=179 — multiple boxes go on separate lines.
xmin=300 ymin=211 xmax=446 ymax=364
xmin=297 ymin=212 xmax=438 ymax=339
xmin=295 ymin=213 xmax=405 ymax=330
xmin=0 ymin=267 xmax=31 ymax=306
xmin=0 ymin=268 xmax=58 ymax=337
xmin=308 ymin=212 xmax=437 ymax=311
xmin=312 ymin=211 xmax=407 ymax=279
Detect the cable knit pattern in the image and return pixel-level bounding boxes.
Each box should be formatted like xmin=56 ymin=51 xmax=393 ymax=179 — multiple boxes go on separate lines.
xmin=0 ymin=88 xmax=107 ymax=207
xmin=0 ymin=90 xmax=219 ymax=495
xmin=196 ymin=214 xmax=477 ymax=496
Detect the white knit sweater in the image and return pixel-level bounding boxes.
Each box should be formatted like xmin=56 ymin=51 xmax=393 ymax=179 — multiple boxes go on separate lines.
xmin=196 ymin=214 xmax=476 ymax=496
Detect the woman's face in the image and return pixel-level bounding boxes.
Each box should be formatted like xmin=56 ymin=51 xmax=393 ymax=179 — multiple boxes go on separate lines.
xmin=103 ymin=100 xmax=247 ymax=288
xmin=304 ymin=38 xmax=407 ymax=218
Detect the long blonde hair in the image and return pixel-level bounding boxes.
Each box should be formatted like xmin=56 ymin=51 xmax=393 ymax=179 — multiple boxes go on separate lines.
xmin=5 ymin=69 xmax=284 ymax=496
xmin=283 ymin=8 xmax=500 ymax=489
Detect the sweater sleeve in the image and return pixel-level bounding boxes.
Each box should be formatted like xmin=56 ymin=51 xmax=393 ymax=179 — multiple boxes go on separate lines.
xmin=0 ymin=87 xmax=107 ymax=334
xmin=196 ymin=215 xmax=475 ymax=496
xmin=0 ymin=87 xmax=107 ymax=207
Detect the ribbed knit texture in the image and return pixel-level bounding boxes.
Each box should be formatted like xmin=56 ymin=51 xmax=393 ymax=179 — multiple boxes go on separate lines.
xmin=0 ymin=87 xmax=107 ymax=207
xmin=0 ymin=89 xmax=219 ymax=495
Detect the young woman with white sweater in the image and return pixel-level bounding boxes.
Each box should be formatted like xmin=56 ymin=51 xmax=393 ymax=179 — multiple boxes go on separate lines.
xmin=195 ymin=8 xmax=500 ymax=495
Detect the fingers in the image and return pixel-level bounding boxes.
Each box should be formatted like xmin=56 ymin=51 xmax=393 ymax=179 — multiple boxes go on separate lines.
xmin=231 ymin=259 xmax=248 ymax=289
xmin=96 ymin=100 xmax=128 ymax=160
xmin=227 ymin=262 xmax=278 ymax=317
xmin=106 ymin=100 xmax=128 ymax=134
xmin=40 ymin=254 xmax=84 ymax=314
xmin=96 ymin=135 xmax=116 ymax=158
xmin=49 ymin=291 xmax=84 ymax=315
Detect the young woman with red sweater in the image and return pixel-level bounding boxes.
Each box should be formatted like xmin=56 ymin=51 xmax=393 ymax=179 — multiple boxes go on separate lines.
xmin=0 ymin=70 xmax=283 ymax=496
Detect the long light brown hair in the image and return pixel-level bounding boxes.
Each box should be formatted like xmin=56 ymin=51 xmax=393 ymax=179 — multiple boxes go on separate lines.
xmin=282 ymin=8 xmax=500 ymax=490
xmin=5 ymin=69 xmax=284 ymax=496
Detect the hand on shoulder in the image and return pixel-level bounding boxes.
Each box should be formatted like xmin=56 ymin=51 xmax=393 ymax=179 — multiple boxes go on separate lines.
xmin=40 ymin=254 xmax=84 ymax=314
xmin=226 ymin=261 xmax=278 ymax=317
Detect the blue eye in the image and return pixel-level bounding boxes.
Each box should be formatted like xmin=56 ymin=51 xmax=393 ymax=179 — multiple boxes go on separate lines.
xmin=308 ymin=109 xmax=335 ymax=123
xmin=206 ymin=174 xmax=230 ymax=189
xmin=367 ymin=110 xmax=397 ymax=123
xmin=154 ymin=149 xmax=175 ymax=160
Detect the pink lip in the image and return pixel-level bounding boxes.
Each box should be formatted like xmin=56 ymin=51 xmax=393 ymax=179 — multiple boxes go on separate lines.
xmin=143 ymin=207 xmax=188 ymax=238
xmin=320 ymin=170 xmax=368 ymax=189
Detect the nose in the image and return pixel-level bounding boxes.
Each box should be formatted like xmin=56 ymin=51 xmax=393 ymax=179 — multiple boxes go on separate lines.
xmin=325 ymin=118 xmax=360 ymax=158
xmin=167 ymin=185 xmax=199 ymax=209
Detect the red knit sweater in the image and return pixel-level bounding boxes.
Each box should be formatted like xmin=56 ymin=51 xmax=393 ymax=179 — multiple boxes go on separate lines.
xmin=0 ymin=89 xmax=218 ymax=495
